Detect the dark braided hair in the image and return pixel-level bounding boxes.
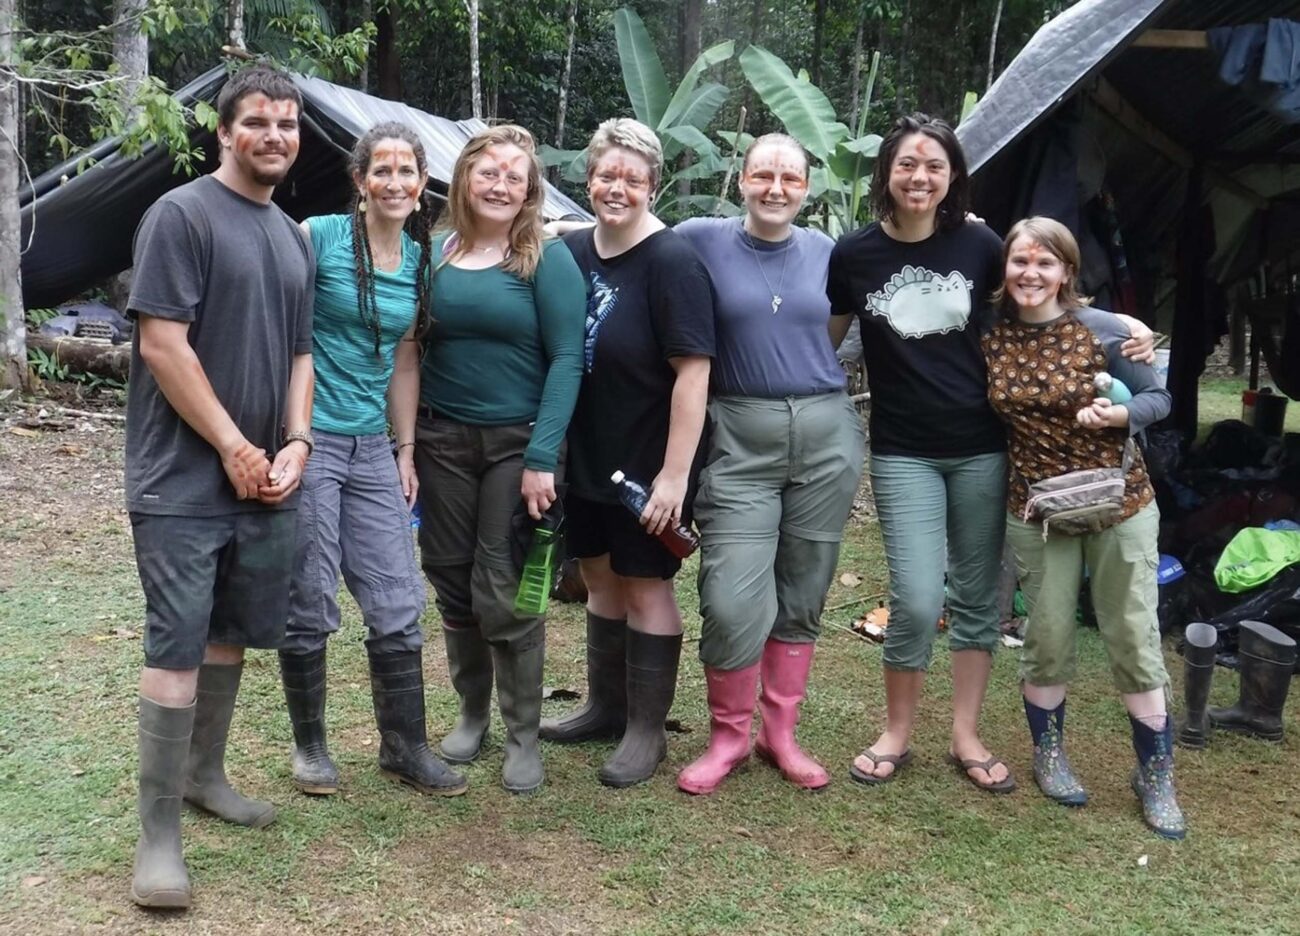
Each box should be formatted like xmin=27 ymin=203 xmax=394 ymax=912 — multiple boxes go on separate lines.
xmin=347 ymin=121 xmax=434 ymax=356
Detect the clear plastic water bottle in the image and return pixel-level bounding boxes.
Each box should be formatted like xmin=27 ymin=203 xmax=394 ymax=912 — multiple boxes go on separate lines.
xmin=610 ymin=469 xmax=700 ymax=559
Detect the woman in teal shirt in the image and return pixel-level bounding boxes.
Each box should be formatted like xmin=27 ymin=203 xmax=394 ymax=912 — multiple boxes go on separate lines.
xmin=415 ymin=124 xmax=586 ymax=794
xmin=279 ymin=122 xmax=467 ymax=798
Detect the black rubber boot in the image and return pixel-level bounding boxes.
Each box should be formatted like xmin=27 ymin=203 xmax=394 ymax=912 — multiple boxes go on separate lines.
xmin=598 ymin=630 xmax=682 ymax=788
xmin=439 ymin=624 xmax=493 ymax=764
xmin=369 ymin=650 xmax=468 ymax=796
xmin=1209 ymin=620 xmax=1297 ymax=742
xmin=1177 ymin=622 xmax=1218 ymax=749
xmin=132 ymin=697 xmax=195 ymax=909
xmin=1129 ymin=715 xmax=1185 ymax=841
xmin=184 ymin=663 xmax=276 ymax=828
xmin=540 ymin=613 xmax=627 ymax=743
xmin=279 ymin=648 xmax=340 ymax=794
xmin=491 ymin=626 xmax=546 ymax=794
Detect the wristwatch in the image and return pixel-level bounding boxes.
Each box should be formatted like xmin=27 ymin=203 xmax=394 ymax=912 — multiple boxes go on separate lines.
xmin=283 ymin=428 xmax=315 ymax=455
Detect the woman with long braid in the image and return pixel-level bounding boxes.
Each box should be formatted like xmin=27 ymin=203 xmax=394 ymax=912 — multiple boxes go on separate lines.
xmin=278 ymin=122 xmax=468 ymax=798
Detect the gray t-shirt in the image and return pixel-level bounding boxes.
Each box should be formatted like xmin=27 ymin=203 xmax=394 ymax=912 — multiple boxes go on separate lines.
xmin=125 ymin=175 xmax=315 ymax=517
xmin=675 ymin=217 xmax=844 ymax=398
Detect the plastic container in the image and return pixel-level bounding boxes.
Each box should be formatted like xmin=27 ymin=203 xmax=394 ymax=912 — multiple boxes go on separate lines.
xmin=1151 ymin=347 xmax=1171 ymax=389
xmin=610 ymin=470 xmax=700 ymax=559
xmin=514 ymin=521 xmax=558 ymax=615
xmin=1254 ymin=388 xmax=1289 ymax=437
xmin=1093 ymin=372 xmax=1133 ymax=404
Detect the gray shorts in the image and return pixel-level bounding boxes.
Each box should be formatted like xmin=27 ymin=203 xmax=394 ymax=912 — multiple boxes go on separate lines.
xmin=131 ymin=510 xmax=296 ymax=669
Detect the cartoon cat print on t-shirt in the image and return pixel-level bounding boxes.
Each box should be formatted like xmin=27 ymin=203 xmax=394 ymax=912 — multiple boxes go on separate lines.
xmin=584 ymin=272 xmax=619 ymax=373
xmin=865 ymin=264 xmax=974 ymax=338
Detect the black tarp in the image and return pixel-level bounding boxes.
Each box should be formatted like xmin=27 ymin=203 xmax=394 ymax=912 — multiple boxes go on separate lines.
xmin=19 ymin=66 xmax=590 ymax=310
xmin=958 ymin=0 xmax=1300 ymax=409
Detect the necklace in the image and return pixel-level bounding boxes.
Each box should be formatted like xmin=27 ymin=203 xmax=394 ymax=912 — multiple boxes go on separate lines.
xmin=744 ymin=227 xmax=792 ymax=314
xmin=370 ymin=238 xmax=402 ymax=271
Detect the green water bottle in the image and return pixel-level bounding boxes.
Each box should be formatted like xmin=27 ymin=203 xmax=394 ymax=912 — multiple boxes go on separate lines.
xmin=514 ymin=520 xmax=558 ymax=615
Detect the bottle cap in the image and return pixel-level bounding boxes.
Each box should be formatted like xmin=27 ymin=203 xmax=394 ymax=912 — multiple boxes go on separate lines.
xmin=610 ymin=470 xmax=625 ymax=484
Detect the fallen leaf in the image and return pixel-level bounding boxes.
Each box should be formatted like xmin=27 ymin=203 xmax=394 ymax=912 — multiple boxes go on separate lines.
xmin=54 ymin=444 xmax=85 ymax=456
xmin=112 ymin=627 xmax=138 ymax=639
xmin=839 ymin=572 xmax=863 ymax=587
xmin=22 ymin=876 xmax=47 ymax=888
xmin=1137 ymin=854 xmax=1149 ymax=867
xmin=361 ymin=738 xmax=372 ymax=746
xmin=732 ymin=827 xmax=752 ymax=838
xmin=70 ymin=768 xmax=85 ymax=777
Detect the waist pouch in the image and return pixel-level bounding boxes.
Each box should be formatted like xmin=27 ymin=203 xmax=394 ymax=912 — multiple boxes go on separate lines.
xmin=1019 ymin=439 xmax=1133 ymax=538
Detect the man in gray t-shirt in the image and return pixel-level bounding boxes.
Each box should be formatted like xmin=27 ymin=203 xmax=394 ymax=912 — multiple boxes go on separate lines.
xmin=126 ymin=65 xmax=315 ymax=912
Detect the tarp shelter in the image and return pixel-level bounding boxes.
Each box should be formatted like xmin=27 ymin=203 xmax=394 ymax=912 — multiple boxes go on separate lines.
xmin=18 ymin=65 xmax=591 ymax=310
xmin=958 ymin=0 xmax=1300 ymax=435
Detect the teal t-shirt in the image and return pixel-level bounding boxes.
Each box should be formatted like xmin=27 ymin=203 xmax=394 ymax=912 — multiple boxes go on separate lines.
xmin=307 ymin=213 xmax=420 ymax=435
xmin=420 ymin=236 xmax=585 ymax=471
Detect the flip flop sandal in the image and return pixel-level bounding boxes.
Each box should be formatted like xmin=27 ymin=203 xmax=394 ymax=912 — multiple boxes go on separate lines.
xmin=848 ymin=748 xmax=913 ymax=786
xmin=947 ymin=753 xmax=1017 ymax=794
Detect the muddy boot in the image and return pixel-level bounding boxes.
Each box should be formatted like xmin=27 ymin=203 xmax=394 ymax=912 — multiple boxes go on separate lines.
xmin=1209 ymin=620 xmax=1296 ymax=742
xmin=1024 ymin=696 xmax=1087 ymax=807
xmin=184 ymin=663 xmax=276 ymax=828
xmin=1129 ymin=715 xmax=1185 ymax=840
xmin=1177 ymin=623 xmax=1218 ymax=749
xmin=599 ymin=631 xmax=681 ymax=788
xmin=369 ymin=649 xmax=468 ymax=796
xmin=132 ymin=697 xmax=195 ymax=909
xmin=540 ymin=613 xmax=627 ymax=742
xmin=279 ymin=648 xmax=340 ymax=794
xmin=439 ymin=624 xmax=493 ymax=764
xmin=492 ymin=625 xmax=546 ymax=794
xmin=677 ymin=663 xmax=758 ymax=795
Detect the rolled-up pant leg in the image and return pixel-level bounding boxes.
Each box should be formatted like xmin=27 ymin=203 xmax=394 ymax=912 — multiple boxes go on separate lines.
xmin=871 ymin=454 xmax=949 ymax=671
xmin=1005 ymin=512 xmax=1084 ymax=687
xmin=942 ymin=452 xmax=1008 ymax=655
xmin=284 ymin=431 xmax=348 ymax=655
xmin=338 ymin=433 xmax=427 ymax=655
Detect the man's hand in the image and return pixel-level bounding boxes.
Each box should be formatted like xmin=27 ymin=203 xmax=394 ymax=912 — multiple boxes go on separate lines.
xmin=521 ymin=468 xmax=556 ymax=521
xmin=1076 ymin=396 xmax=1128 ymax=430
xmin=397 ymin=447 xmax=420 ymax=509
xmin=641 ymin=469 xmax=687 ymax=536
xmin=1116 ymin=314 xmax=1156 ymax=364
xmin=257 ymin=440 xmax=309 ymax=504
xmin=222 ymin=439 xmax=272 ymax=500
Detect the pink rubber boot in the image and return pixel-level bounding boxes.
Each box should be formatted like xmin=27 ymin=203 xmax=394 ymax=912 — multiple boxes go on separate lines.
xmin=754 ymin=639 xmax=829 ymax=790
xmin=677 ymin=663 xmax=760 ymax=795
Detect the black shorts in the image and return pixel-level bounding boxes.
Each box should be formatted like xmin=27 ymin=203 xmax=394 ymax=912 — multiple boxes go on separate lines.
xmin=131 ymin=510 xmax=296 ymax=669
xmin=564 ymin=493 xmax=685 ymax=580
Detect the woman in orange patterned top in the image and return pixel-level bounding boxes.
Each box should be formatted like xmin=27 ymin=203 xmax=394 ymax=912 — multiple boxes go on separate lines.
xmin=982 ymin=216 xmax=1183 ymax=840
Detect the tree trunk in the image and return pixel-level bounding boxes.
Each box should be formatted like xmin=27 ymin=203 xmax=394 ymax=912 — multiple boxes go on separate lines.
xmin=358 ymin=0 xmax=373 ymax=91
xmin=27 ymin=335 xmax=132 ymax=381
xmin=849 ymin=1 xmax=866 ymax=128
xmin=811 ymin=0 xmax=827 ymax=88
xmin=555 ymin=0 xmax=578 ymax=149
xmin=676 ymin=0 xmax=702 ymax=199
xmin=0 ymin=0 xmax=29 ymax=390
xmin=109 ymin=0 xmax=148 ymax=315
xmin=896 ymin=0 xmax=910 ymax=112
xmin=986 ymin=0 xmax=1005 ymax=89
xmin=227 ymin=0 xmax=245 ymax=50
xmin=376 ymin=4 xmax=404 ymax=101
xmin=739 ymin=0 xmax=764 ymax=121
xmin=465 ymin=0 xmax=482 ymax=119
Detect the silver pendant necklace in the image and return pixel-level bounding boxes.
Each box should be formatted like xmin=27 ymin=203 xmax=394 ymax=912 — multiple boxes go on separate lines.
xmin=744 ymin=227 xmax=792 ymax=314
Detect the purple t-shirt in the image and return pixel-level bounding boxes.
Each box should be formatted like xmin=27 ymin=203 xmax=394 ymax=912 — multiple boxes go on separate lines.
xmin=675 ymin=217 xmax=845 ymax=398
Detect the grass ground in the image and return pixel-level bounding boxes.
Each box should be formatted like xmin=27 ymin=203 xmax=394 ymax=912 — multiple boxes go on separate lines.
xmin=1 ymin=399 xmax=1299 ymax=935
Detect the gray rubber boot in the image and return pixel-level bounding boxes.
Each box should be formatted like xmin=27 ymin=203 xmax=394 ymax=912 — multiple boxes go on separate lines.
xmin=599 ymin=631 xmax=682 ymax=788
xmin=1177 ymin=622 xmax=1218 ymax=749
xmin=439 ymin=624 xmax=494 ymax=764
xmin=184 ymin=663 xmax=276 ymax=828
xmin=491 ymin=625 xmax=546 ymax=794
xmin=133 ymin=697 xmax=195 ymax=909
xmin=1209 ymin=620 xmax=1297 ymax=741
xmin=369 ymin=649 xmax=468 ymax=796
xmin=279 ymin=648 xmax=340 ymax=794
xmin=540 ymin=613 xmax=627 ymax=743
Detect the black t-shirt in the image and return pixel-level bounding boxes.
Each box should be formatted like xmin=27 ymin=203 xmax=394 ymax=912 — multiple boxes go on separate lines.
xmin=562 ymin=227 xmax=716 ymax=503
xmin=125 ymin=175 xmax=315 ymax=516
xmin=827 ymin=221 xmax=1007 ymax=457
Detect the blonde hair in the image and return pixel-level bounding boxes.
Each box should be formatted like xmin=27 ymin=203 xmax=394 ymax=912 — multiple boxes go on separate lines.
xmin=585 ymin=118 xmax=664 ymax=192
xmin=993 ymin=215 xmax=1094 ymax=315
xmin=442 ymin=124 xmax=544 ymax=280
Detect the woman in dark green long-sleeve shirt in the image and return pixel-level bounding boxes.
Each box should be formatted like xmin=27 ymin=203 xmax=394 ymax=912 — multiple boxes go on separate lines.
xmin=413 ymin=124 xmax=586 ymax=795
